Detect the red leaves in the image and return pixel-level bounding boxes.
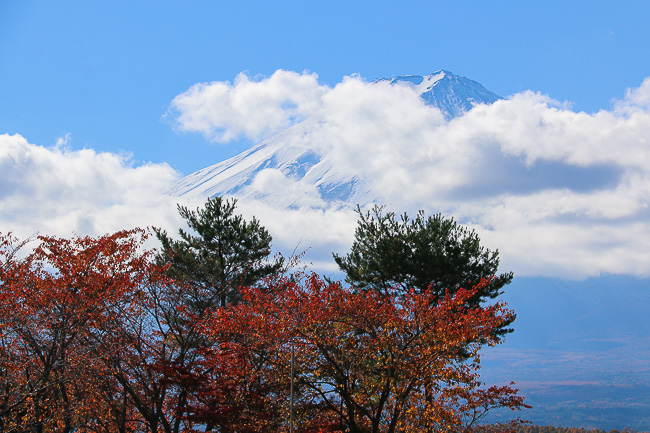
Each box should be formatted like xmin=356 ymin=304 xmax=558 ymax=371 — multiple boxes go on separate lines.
xmin=0 ymin=231 xmax=528 ymax=432
xmin=0 ymin=230 xmax=160 ymax=432
xmin=189 ymin=273 xmax=527 ymax=433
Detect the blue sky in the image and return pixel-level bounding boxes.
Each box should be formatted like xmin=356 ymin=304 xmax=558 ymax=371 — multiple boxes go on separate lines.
xmin=2 ymin=1 xmax=650 ymax=428
xmin=2 ymin=1 xmax=650 ymax=174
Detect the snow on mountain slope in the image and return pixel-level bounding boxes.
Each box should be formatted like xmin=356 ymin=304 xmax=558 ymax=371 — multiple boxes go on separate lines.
xmin=377 ymin=70 xmax=501 ymax=119
xmin=170 ymin=71 xmax=501 ymax=206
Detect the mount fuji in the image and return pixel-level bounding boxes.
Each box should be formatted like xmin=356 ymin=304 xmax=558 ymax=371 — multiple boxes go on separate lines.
xmin=169 ymin=70 xmax=501 ymax=206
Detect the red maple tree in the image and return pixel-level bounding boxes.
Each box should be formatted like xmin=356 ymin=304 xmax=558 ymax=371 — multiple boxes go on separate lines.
xmin=0 ymin=230 xmax=156 ymax=432
xmin=177 ymin=272 xmax=529 ymax=433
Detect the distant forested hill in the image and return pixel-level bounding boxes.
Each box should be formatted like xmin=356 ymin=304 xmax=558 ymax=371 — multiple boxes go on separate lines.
xmin=517 ymin=425 xmax=648 ymax=433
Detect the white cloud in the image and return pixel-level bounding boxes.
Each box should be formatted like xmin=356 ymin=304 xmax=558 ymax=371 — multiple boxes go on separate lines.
xmin=4 ymin=72 xmax=650 ymax=279
xmin=170 ymin=70 xmax=328 ymax=142
xmin=0 ymin=133 xmax=183 ymax=239
xmin=614 ymin=76 xmax=650 ymax=114
xmin=241 ymin=168 xmax=327 ymax=209
xmin=55 ymin=132 xmax=72 ymax=148
xmin=169 ymin=71 xmax=650 ymax=278
xmin=233 ymin=199 xmax=358 ymax=274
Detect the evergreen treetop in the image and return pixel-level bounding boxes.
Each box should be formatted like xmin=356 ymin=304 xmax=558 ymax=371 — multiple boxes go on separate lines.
xmin=154 ymin=196 xmax=284 ymax=310
xmin=334 ymin=205 xmax=513 ymax=305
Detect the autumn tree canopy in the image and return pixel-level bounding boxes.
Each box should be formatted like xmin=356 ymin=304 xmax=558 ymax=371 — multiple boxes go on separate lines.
xmin=186 ymin=272 xmax=528 ymax=433
xmin=0 ymin=230 xmax=160 ymax=432
xmin=0 ymin=203 xmax=527 ymax=432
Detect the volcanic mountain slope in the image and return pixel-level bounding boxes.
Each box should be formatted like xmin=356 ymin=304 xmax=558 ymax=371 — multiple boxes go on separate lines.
xmin=376 ymin=71 xmax=501 ymax=119
xmin=169 ymin=70 xmax=501 ymax=207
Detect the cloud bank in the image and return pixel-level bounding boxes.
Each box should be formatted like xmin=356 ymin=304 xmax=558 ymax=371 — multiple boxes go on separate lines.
xmin=170 ymin=71 xmax=650 ymax=278
xmin=3 ymin=71 xmax=650 ymax=278
xmin=0 ymin=133 xmax=182 ymax=239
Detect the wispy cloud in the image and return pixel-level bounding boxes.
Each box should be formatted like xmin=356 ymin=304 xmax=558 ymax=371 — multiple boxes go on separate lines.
xmin=55 ymin=132 xmax=72 ymax=148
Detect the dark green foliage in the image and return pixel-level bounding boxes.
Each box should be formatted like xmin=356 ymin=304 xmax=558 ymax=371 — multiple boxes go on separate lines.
xmin=333 ymin=206 xmax=514 ymax=343
xmin=334 ymin=205 xmax=513 ymax=305
xmin=154 ymin=197 xmax=284 ymax=310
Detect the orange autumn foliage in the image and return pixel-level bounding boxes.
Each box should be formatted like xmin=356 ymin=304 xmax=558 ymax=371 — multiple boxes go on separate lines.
xmin=0 ymin=230 xmax=528 ymax=433
xmin=185 ymin=272 xmax=529 ymax=433
xmin=0 ymin=230 xmax=156 ymax=432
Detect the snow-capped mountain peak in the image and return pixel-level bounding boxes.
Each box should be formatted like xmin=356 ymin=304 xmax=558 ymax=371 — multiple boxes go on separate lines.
xmin=376 ymin=70 xmax=447 ymax=93
xmin=171 ymin=71 xmax=501 ymax=205
xmin=376 ymin=70 xmax=501 ymax=119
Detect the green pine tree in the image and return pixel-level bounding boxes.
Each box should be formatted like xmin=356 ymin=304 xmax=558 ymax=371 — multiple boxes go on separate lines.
xmin=334 ymin=205 xmax=514 ymax=327
xmin=154 ymin=197 xmax=284 ymax=311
